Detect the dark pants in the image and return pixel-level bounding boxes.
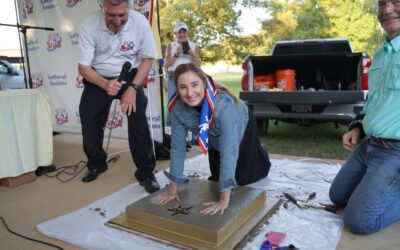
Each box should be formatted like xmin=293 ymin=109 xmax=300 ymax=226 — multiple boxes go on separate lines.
xmin=208 ymin=109 xmax=271 ymax=185
xmin=79 ymin=70 xmax=155 ymax=182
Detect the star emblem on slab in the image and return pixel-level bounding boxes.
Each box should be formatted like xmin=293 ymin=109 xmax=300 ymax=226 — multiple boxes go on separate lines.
xmin=168 ymin=204 xmax=193 ymax=216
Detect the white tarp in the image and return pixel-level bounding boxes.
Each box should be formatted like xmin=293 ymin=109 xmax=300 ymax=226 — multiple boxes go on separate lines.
xmin=37 ymin=156 xmax=344 ymax=250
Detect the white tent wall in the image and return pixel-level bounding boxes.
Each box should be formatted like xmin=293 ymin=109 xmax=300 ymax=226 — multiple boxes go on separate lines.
xmin=16 ymin=0 xmax=163 ymax=142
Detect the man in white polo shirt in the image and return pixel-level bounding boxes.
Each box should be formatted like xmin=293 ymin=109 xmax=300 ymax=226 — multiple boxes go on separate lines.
xmin=78 ymin=0 xmax=160 ymax=193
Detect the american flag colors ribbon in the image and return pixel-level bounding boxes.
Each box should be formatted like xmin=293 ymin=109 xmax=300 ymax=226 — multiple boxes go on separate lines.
xmin=197 ymin=76 xmax=217 ymax=154
xmin=167 ymin=75 xmax=217 ymax=154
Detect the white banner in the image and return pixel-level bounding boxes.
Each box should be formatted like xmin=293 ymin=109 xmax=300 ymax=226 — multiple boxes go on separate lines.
xmin=16 ymin=0 xmax=163 ymax=142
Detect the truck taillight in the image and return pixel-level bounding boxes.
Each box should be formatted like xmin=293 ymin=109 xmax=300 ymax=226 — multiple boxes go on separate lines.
xmin=241 ymin=75 xmax=248 ymax=90
xmin=241 ymin=62 xmax=248 ymax=90
xmin=241 ymin=62 xmax=248 ymax=70
xmin=361 ymin=59 xmax=371 ymax=90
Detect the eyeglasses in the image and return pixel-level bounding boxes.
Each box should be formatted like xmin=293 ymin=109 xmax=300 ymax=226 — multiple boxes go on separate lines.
xmin=378 ymin=0 xmax=400 ymax=10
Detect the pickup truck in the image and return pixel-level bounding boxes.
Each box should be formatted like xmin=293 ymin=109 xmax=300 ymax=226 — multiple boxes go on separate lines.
xmin=239 ymin=39 xmax=370 ymax=133
xmin=0 ymin=59 xmax=26 ymax=90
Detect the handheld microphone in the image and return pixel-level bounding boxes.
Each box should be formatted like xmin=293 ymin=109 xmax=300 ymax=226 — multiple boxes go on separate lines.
xmin=117 ymin=61 xmax=132 ymax=83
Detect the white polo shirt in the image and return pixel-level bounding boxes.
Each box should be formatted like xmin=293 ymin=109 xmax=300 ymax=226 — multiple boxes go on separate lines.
xmin=79 ymin=9 xmax=156 ymax=77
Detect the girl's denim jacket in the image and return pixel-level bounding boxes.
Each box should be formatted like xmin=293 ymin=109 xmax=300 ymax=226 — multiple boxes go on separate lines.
xmin=164 ymin=92 xmax=249 ymax=192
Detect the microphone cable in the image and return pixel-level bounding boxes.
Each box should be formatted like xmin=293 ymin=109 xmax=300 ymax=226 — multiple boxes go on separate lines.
xmin=45 ymin=103 xmax=122 ymax=183
xmin=0 ymin=216 xmax=64 ymax=250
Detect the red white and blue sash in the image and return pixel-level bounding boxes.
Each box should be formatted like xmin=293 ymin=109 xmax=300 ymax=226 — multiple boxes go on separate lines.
xmin=168 ymin=76 xmax=217 ymax=154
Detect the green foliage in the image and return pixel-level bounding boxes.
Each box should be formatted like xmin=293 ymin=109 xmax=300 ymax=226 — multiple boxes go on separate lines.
xmin=158 ymin=0 xmax=384 ymax=63
xmin=256 ymin=0 xmax=383 ymax=57
xmin=159 ymin=0 xmax=244 ymax=63
xmin=319 ymin=0 xmax=383 ymax=56
xmin=219 ymin=35 xmax=264 ymax=64
xmin=294 ymin=0 xmax=331 ymax=39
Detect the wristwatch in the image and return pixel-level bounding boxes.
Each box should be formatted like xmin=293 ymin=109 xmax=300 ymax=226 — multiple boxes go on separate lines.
xmin=174 ymin=53 xmax=179 ymax=58
xmin=129 ymin=82 xmax=142 ymax=92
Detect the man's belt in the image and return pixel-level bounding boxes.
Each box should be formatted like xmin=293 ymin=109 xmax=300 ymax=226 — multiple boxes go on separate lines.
xmin=370 ymin=136 xmax=400 ymax=148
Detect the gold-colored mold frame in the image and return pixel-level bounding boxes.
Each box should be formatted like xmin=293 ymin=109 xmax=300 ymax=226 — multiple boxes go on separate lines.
xmin=107 ymin=178 xmax=268 ymax=249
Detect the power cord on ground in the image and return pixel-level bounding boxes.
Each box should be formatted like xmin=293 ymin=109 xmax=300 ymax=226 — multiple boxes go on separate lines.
xmin=45 ymin=161 xmax=87 ymax=183
xmin=45 ymin=152 xmax=123 ymax=183
xmin=0 ymin=216 xmax=64 ymax=250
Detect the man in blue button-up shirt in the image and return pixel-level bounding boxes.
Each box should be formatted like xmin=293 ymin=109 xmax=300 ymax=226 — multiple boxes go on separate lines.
xmin=329 ymin=0 xmax=400 ymax=235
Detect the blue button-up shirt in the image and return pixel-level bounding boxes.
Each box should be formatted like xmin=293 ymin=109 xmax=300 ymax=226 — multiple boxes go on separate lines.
xmin=165 ymin=92 xmax=249 ymax=191
xmin=363 ymin=35 xmax=400 ymax=139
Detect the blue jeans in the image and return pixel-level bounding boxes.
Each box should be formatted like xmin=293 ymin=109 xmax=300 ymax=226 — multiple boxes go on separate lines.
xmin=329 ymin=138 xmax=400 ymax=234
xmin=166 ymin=71 xmax=176 ymax=126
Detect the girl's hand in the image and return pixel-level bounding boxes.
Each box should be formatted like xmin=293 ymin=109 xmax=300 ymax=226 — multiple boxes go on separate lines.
xmin=176 ymin=46 xmax=183 ymax=55
xmin=188 ymin=48 xmax=195 ymax=57
xmin=200 ymin=190 xmax=231 ymax=215
xmin=153 ymin=183 xmax=180 ymax=205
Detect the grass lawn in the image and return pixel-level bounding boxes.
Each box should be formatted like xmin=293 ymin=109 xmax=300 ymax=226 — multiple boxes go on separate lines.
xmin=260 ymin=122 xmax=350 ymax=160
xmin=211 ymin=72 xmax=242 ymax=97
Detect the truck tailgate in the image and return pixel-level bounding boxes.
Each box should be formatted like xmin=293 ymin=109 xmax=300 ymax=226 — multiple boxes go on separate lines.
xmin=239 ymin=90 xmax=367 ymax=105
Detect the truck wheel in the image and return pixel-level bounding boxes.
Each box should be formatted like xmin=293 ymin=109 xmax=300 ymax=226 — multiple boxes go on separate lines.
xmin=256 ymin=119 xmax=269 ymax=136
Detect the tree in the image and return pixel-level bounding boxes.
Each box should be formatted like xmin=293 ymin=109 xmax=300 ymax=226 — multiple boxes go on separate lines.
xmin=158 ymin=0 xmax=384 ymax=63
xmin=320 ymin=0 xmax=383 ymax=56
xmin=254 ymin=0 xmax=383 ymax=57
xmin=158 ymin=0 xmax=244 ymax=62
xmin=219 ymin=34 xmax=263 ymax=64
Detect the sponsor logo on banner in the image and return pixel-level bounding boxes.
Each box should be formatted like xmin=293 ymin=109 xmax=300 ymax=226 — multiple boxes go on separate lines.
xmin=32 ymin=73 xmax=44 ymax=88
xmin=55 ymin=108 xmax=69 ymax=125
xmin=106 ymin=111 xmax=124 ymax=130
xmin=40 ymin=0 xmax=57 ymax=10
xmin=134 ymin=0 xmax=151 ymax=20
xmin=48 ymin=74 xmax=67 ymax=86
xmin=76 ymin=73 xmax=83 ymax=88
xmin=22 ymin=0 xmax=34 ymax=18
xmin=69 ymin=32 xmax=79 ymax=45
xmin=137 ymin=0 xmax=149 ymax=7
xmin=120 ymin=41 xmax=134 ymax=51
xmin=147 ymin=68 xmax=156 ymax=86
xmin=147 ymin=115 xmax=161 ymax=129
xmin=66 ymin=0 xmax=82 ymax=7
xmin=27 ymin=38 xmax=39 ymax=51
xmin=75 ymin=112 xmax=81 ymax=124
xmin=46 ymin=32 xmax=62 ymax=51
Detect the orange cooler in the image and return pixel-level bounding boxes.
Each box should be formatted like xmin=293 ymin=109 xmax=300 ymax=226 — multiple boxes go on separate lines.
xmin=275 ymin=69 xmax=296 ymax=91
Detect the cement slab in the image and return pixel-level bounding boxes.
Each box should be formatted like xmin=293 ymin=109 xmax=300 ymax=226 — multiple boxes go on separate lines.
xmin=108 ymin=178 xmax=267 ymax=249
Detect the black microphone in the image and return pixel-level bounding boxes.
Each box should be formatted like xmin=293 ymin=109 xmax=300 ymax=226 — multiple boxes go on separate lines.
xmin=117 ymin=62 xmax=132 ymax=83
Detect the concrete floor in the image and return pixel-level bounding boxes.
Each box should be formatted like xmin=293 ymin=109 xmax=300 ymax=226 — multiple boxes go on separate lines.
xmin=0 ymin=133 xmax=399 ymax=249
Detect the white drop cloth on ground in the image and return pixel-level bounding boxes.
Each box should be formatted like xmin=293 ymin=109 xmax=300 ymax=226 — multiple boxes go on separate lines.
xmin=37 ymin=155 xmax=343 ymax=250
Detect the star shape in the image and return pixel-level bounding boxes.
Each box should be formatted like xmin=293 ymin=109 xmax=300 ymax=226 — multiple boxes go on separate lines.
xmin=168 ymin=204 xmax=193 ymax=216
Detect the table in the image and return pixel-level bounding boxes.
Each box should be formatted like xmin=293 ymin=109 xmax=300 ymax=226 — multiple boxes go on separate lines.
xmin=0 ymin=89 xmax=53 ymax=179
